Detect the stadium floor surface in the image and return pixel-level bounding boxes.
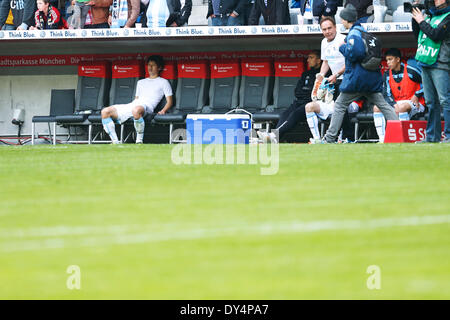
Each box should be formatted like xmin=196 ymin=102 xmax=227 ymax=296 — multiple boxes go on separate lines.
xmin=0 ymin=143 xmax=449 ymax=299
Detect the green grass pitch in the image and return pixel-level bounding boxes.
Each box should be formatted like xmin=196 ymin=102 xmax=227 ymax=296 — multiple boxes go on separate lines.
xmin=0 ymin=143 xmax=449 ymax=299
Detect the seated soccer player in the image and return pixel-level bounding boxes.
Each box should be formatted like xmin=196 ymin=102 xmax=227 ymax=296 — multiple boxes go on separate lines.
xmin=373 ymin=48 xmax=425 ymax=143
xmin=101 ymin=55 xmax=173 ymax=144
xmin=304 ymin=77 xmax=336 ymax=143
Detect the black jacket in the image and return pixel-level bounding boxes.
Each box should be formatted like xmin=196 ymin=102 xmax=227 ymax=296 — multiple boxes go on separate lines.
xmin=248 ymin=0 xmax=290 ymax=25
xmin=295 ymin=66 xmax=321 ymax=104
xmin=207 ymin=0 xmax=247 ymax=18
xmin=0 ymin=0 xmax=36 ymax=29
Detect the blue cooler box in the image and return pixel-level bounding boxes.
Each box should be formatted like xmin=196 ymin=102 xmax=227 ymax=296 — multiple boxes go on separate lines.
xmin=186 ymin=114 xmax=251 ymax=144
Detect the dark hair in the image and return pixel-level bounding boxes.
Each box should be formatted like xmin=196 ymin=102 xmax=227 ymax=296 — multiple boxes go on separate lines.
xmin=146 ymin=55 xmax=165 ymax=70
xmin=319 ymin=16 xmax=336 ymax=27
xmin=308 ymin=50 xmax=321 ymax=59
xmin=385 ymin=48 xmax=402 ymax=59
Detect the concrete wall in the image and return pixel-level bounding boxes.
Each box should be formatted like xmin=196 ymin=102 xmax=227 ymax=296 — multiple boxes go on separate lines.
xmin=0 ymin=74 xmax=77 ymax=136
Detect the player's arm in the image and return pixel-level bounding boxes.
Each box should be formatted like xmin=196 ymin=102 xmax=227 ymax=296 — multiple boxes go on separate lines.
xmin=406 ymin=64 xmax=424 ymax=103
xmin=158 ymin=95 xmax=173 ymax=115
xmin=318 ymin=60 xmax=330 ymax=79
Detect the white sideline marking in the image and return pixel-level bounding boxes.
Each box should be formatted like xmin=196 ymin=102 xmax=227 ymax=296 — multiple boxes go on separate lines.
xmin=1 ymin=215 xmax=449 ymax=253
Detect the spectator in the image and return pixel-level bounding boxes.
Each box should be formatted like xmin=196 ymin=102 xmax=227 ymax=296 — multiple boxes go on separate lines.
xmin=29 ymin=0 xmax=68 ymax=29
xmin=323 ymin=4 xmax=398 ymax=143
xmin=248 ymin=0 xmax=291 ymax=25
xmin=110 ymin=0 xmax=140 ymax=28
xmin=101 ymin=55 xmax=173 ymax=144
xmin=207 ymin=0 xmax=246 ymax=26
xmin=242 ymin=0 xmax=255 ymax=25
xmin=0 ymin=0 xmax=37 ymax=30
xmin=296 ymin=0 xmax=338 ymax=23
xmin=345 ymin=0 xmax=374 ymax=23
xmin=412 ymin=0 xmax=450 ymax=143
xmin=373 ymin=48 xmax=425 ymax=143
xmin=1 ymin=9 xmax=15 ymax=30
xmin=74 ymin=0 xmax=91 ymax=28
xmin=84 ymin=0 xmax=112 ymax=28
xmin=145 ymin=0 xmax=192 ymax=27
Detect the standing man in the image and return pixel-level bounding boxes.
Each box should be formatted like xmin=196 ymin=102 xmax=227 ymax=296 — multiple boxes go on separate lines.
xmin=207 ymin=0 xmax=246 ymax=26
xmin=318 ymin=16 xmax=355 ymax=142
xmin=323 ymin=4 xmax=397 ymax=143
xmin=412 ymin=0 xmax=450 ymax=143
xmin=84 ymin=0 xmax=112 ymax=29
xmin=248 ymin=0 xmax=291 ymax=25
xmin=0 ymin=0 xmax=37 ymax=30
xmin=101 ymin=55 xmax=173 ymax=144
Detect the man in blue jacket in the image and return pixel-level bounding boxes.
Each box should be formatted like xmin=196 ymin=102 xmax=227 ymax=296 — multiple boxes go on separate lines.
xmin=324 ymin=4 xmax=398 ymax=143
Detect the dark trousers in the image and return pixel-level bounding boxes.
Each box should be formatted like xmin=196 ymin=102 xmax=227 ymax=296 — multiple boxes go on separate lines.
xmin=276 ymin=100 xmax=307 ymax=139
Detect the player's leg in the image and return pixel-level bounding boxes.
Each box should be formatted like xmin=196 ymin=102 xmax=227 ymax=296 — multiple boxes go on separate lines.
xmin=259 ymin=102 xmax=306 ymax=143
xmin=395 ymin=101 xmax=412 ymax=121
xmin=276 ymin=101 xmax=298 ymax=130
xmin=372 ymin=105 xmax=386 ymax=143
xmin=278 ymin=103 xmax=307 ymax=139
xmin=101 ymin=106 xmax=120 ymax=144
xmin=305 ymin=101 xmax=321 ymax=140
xmin=132 ymin=106 xmax=146 ymax=144
xmin=368 ymin=93 xmax=398 ymax=121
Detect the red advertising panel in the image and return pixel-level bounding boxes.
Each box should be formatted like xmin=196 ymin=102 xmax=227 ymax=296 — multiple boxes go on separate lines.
xmin=178 ymin=60 xmax=209 ymax=79
xmin=274 ymin=59 xmax=305 ymax=77
xmin=78 ymin=61 xmax=111 ymax=78
xmin=210 ymin=60 xmax=240 ymax=79
xmin=385 ymin=120 xmax=445 ymax=143
xmin=241 ymin=59 xmax=273 ymax=77
xmin=112 ymin=60 xmax=144 ymax=79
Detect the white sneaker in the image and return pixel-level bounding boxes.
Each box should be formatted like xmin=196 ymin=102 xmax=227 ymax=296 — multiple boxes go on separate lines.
xmin=257 ymin=131 xmax=278 ymax=144
xmin=135 ymin=139 xmax=143 ymax=144
xmin=111 ymin=140 xmax=121 ymax=145
xmin=308 ymin=138 xmax=322 ymax=144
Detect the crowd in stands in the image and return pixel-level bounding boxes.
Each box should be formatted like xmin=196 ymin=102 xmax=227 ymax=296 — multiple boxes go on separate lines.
xmin=0 ymin=0 xmax=400 ymax=30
